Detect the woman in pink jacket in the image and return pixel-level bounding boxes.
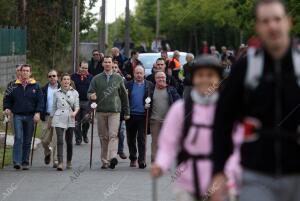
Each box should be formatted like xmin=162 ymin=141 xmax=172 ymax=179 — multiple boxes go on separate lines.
xmin=151 ymin=55 xmax=242 ymax=201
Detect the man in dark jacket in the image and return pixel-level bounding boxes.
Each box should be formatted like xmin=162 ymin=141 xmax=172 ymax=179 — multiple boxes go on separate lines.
xmin=125 ymin=66 xmax=154 ymax=169
xmin=41 ymin=70 xmax=60 ymax=168
xmin=181 ymin=53 xmax=194 ymax=99
xmin=211 ymin=1 xmax=300 ymax=200
xmin=88 ymin=49 xmax=104 ymax=76
xmin=4 ymin=64 xmax=44 ymax=170
xmin=123 ymin=50 xmax=143 ymax=81
xmin=72 ymin=61 xmax=93 ymax=145
xmin=149 ymin=71 xmax=180 ymax=162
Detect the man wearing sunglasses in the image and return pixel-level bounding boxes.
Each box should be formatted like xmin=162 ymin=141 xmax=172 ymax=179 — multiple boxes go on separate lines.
xmin=40 ymin=70 xmax=60 ymax=168
xmin=88 ymin=49 xmax=104 ymax=76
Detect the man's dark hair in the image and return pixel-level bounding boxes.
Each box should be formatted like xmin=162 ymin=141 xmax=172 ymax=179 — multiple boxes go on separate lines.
xmin=92 ymin=49 xmax=100 ymax=55
xmin=131 ymin=50 xmax=138 ymax=57
xmin=21 ymin=64 xmax=32 ymax=71
xmin=103 ymin=55 xmax=113 ymax=60
xmin=255 ymin=0 xmax=287 ymax=19
xmin=156 ymin=58 xmax=165 ymax=63
xmin=79 ymin=60 xmax=88 ymax=67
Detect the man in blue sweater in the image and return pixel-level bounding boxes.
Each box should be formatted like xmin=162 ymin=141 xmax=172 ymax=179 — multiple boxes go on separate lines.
xmin=71 ymin=61 xmax=93 ymax=145
xmin=125 ymin=66 xmax=154 ymax=169
xmin=4 ymin=64 xmax=44 ymax=170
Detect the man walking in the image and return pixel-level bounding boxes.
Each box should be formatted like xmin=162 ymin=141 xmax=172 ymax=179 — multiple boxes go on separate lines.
xmin=4 ymin=64 xmax=43 ymax=170
xmin=72 ymin=61 xmax=93 ymax=145
xmin=211 ymin=1 xmax=300 ymax=201
xmin=125 ymin=66 xmax=153 ymax=168
xmin=150 ymin=71 xmax=180 ymax=162
xmin=88 ymin=49 xmax=104 ymax=76
xmin=88 ymin=56 xmax=130 ymax=169
xmin=41 ymin=70 xmax=60 ymax=168
xmin=123 ymin=50 xmax=143 ymax=81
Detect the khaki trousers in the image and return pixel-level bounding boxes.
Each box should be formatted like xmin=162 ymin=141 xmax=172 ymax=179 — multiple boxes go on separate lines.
xmin=150 ymin=119 xmax=163 ymax=162
xmin=96 ymin=112 xmax=120 ymax=165
xmin=41 ymin=115 xmax=57 ymax=163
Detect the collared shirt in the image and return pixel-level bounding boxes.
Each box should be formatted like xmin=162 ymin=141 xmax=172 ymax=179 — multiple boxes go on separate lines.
xmin=47 ymin=83 xmax=59 ymax=113
xmin=104 ymin=70 xmax=113 ymax=83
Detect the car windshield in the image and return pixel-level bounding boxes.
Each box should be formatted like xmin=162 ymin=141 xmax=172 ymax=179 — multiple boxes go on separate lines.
xmin=139 ymin=52 xmax=187 ymax=70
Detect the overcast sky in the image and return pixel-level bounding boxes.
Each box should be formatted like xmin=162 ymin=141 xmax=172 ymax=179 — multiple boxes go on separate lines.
xmin=86 ymin=0 xmax=137 ymax=23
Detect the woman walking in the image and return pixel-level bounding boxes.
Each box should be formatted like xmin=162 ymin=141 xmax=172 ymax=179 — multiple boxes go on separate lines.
xmin=50 ymin=73 xmax=79 ymax=171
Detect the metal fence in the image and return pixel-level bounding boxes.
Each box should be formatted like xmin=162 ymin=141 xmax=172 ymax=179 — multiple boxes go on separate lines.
xmin=0 ymin=27 xmax=26 ymax=56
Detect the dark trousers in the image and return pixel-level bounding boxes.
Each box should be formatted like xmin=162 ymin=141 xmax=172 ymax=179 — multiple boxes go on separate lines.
xmin=126 ymin=115 xmax=146 ymax=162
xmin=75 ymin=101 xmax=90 ymax=141
xmin=118 ymin=120 xmax=126 ymax=154
xmin=56 ymin=127 xmax=74 ymax=163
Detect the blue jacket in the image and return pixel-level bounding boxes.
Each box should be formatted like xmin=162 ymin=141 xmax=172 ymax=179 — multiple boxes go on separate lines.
xmin=3 ymin=79 xmax=44 ymax=115
xmin=71 ymin=73 xmax=93 ymax=101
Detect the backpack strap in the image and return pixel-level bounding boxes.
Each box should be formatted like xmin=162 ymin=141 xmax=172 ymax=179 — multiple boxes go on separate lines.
xmin=245 ymin=48 xmax=264 ymax=89
xmin=292 ymin=47 xmax=300 ymax=87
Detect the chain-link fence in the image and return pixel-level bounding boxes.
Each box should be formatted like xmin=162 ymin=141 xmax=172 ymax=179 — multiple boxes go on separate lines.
xmin=0 ymin=27 xmax=26 ymax=56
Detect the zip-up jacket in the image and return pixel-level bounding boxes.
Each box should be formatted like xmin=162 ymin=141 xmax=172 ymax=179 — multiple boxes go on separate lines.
xmin=3 ymin=79 xmax=44 ymax=115
xmin=213 ymin=44 xmax=300 ymax=176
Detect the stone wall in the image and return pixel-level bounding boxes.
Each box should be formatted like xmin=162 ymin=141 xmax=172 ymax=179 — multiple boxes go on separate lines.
xmin=0 ymin=55 xmax=26 ymax=88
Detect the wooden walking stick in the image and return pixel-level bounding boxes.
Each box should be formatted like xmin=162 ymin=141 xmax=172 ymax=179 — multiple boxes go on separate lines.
xmin=152 ymin=176 xmax=158 ymax=201
xmin=90 ymin=102 xmax=97 ymax=169
xmin=30 ymin=123 xmax=38 ymax=166
xmin=2 ymin=115 xmax=9 ymax=169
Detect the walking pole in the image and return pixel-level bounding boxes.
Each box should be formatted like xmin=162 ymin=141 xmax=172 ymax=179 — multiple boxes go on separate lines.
xmin=30 ymin=123 xmax=38 ymax=166
xmin=2 ymin=115 xmax=9 ymax=169
xmin=90 ymin=102 xmax=97 ymax=169
xmin=152 ymin=176 xmax=158 ymax=201
xmin=144 ymin=97 xmax=151 ymax=163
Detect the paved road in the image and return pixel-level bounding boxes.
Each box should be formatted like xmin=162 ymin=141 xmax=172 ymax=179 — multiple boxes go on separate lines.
xmin=0 ymin=121 xmax=177 ymax=201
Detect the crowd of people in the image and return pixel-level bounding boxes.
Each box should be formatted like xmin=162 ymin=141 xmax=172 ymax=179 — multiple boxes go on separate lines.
xmin=2 ymin=0 xmax=300 ymax=201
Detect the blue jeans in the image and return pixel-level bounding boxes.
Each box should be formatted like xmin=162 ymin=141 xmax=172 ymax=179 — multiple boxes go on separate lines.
xmin=13 ymin=114 xmax=34 ymax=165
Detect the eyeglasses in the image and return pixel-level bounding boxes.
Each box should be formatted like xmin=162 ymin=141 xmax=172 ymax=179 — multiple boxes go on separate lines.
xmin=93 ymin=54 xmax=100 ymax=56
xmin=48 ymin=75 xmax=57 ymax=78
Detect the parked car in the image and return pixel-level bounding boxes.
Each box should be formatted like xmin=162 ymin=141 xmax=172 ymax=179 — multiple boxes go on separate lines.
xmin=139 ymin=52 xmax=187 ymax=76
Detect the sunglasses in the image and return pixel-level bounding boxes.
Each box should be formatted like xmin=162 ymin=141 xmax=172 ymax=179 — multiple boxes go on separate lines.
xmin=48 ymin=75 xmax=57 ymax=78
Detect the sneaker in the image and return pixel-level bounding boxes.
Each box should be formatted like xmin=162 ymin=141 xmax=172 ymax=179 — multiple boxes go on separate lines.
xmin=130 ymin=160 xmax=137 ymax=167
xmin=14 ymin=164 xmax=21 ymax=170
xmin=57 ymin=163 xmax=63 ymax=171
xmin=22 ymin=164 xmax=30 ymax=170
xmin=101 ymin=164 xmax=109 ymax=169
xmin=53 ymin=161 xmax=58 ymax=168
xmin=109 ymin=158 xmax=118 ymax=169
xmin=75 ymin=139 xmax=82 ymax=145
xmin=138 ymin=161 xmax=147 ymax=169
xmin=66 ymin=161 xmax=72 ymax=169
xmin=118 ymin=152 xmax=127 ymax=160
xmin=83 ymin=137 xmax=89 ymax=144
xmin=44 ymin=153 xmax=51 ymax=165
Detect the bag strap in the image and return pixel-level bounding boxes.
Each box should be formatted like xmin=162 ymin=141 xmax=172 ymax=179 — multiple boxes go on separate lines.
xmin=292 ymin=48 xmax=300 ymax=87
xmin=245 ymin=48 xmax=264 ymax=89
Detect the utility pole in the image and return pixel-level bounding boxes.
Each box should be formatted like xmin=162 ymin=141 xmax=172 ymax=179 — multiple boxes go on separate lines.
xmin=99 ymin=0 xmax=106 ymax=53
xmin=156 ymin=0 xmax=160 ymax=39
xmin=71 ymin=0 xmax=80 ymax=73
xmin=124 ymin=0 xmax=130 ymax=58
